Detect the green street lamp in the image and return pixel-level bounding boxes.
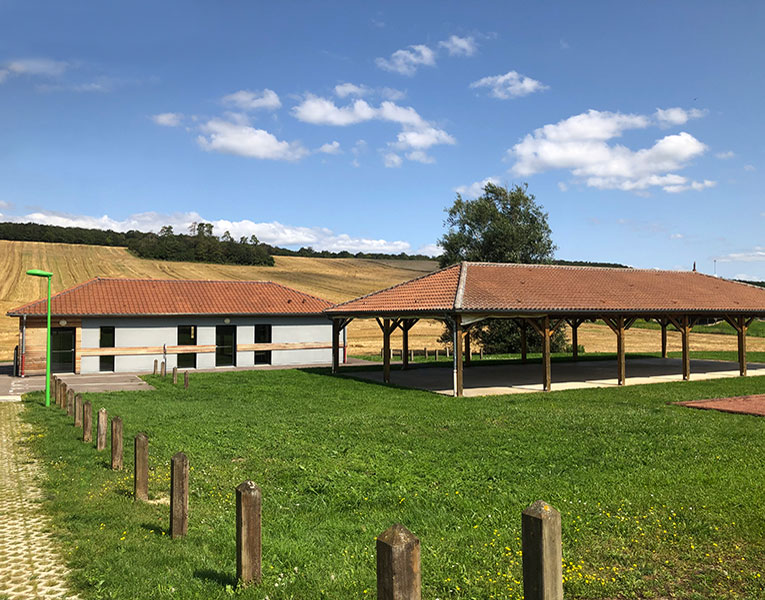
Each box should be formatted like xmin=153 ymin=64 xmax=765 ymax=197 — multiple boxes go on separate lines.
xmin=26 ymin=269 xmax=53 ymax=407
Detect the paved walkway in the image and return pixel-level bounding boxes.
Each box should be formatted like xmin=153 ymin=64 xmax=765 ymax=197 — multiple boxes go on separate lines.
xmin=0 ymin=403 xmax=75 ymax=599
xmin=350 ymin=357 xmax=765 ymax=397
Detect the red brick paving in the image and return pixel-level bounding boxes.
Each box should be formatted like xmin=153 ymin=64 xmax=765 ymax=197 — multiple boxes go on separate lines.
xmin=674 ymin=394 xmax=765 ymax=417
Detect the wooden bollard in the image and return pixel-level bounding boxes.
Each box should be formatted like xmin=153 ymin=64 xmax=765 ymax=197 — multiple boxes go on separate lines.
xmin=57 ymin=380 xmax=64 ymax=408
xmin=172 ymin=366 xmax=178 ymax=384
xmin=153 ymin=359 xmax=158 ymax=375
xmin=446 ymin=346 xmax=450 ymax=358
xmin=111 ymin=417 xmax=123 ymax=470
xmin=66 ymin=389 xmax=75 ymax=416
xmin=184 ymin=371 xmax=189 ymax=389
xmin=53 ymin=377 xmax=60 ymax=407
xmin=236 ymin=480 xmax=262 ymax=585
xmin=170 ymin=451 xmax=189 ymax=539
xmin=161 ymin=361 xmax=166 ymax=377
xmin=377 ymin=523 xmax=421 ymax=600
xmin=424 ymin=347 xmax=428 ymax=360
xmin=522 ymin=501 xmax=563 ymax=600
xmin=134 ymin=433 xmax=148 ymax=501
xmin=96 ymin=408 xmax=108 ymax=450
xmin=82 ymin=402 xmax=92 ymax=443
xmin=480 ymin=348 xmax=484 ymax=360
xmin=74 ymin=394 xmax=83 ymax=427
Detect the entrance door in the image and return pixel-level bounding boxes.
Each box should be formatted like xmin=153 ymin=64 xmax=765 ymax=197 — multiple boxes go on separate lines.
xmin=215 ymin=325 xmax=236 ymax=367
xmin=51 ymin=327 xmax=75 ymax=373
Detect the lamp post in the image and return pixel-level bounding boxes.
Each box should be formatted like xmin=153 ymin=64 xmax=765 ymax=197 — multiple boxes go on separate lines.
xmin=26 ymin=269 xmax=53 ymax=407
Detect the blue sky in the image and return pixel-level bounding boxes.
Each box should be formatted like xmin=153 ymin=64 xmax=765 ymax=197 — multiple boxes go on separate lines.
xmin=1 ymin=1 xmax=763 ymax=279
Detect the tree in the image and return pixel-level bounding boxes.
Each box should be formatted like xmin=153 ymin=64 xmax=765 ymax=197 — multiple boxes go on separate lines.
xmin=438 ymin=183 xmax=569 ymax=354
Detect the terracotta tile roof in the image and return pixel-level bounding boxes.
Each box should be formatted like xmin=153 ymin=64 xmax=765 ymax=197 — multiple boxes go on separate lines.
xmin=325 ymin=262 xmax=765 ymax=316
xmin=325 ymin=263 xmax=462 ymax=315
xmin=7 ymin=277 xmax=333 ymax=317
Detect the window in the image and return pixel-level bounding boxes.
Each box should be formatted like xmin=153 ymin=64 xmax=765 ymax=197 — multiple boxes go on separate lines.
xmin=177 ymin=325 xmax=197 ymax=369
xmin=215 ymin=325 xmax=236 ymax=367
xmin=254 ymin=324 xmax=272 ymax=365
xmin=99 ymin=326 xmax=115 ymax=372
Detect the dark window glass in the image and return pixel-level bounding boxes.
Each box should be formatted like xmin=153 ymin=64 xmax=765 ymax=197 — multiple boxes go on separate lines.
xmin=177 ymin=325 xmax=197 ymax=368
xmin=254 ymin=324 xmax=272 ymax=343
xmin=254 ymin=351 xmax=271 ymax=365
xmin=100 ymin=326 xmax=115 ymax=348
xmin=215 ymin=325 xmax=236 ymax=367
xmin=100 ymin=355 xmax=114 ymax=372
xmin=51 ymin=328 xmax=75 ymax=373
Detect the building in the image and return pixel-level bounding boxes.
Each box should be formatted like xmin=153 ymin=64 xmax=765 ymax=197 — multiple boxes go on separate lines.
xmin=8 ymin=278 xmax=340 ymax=375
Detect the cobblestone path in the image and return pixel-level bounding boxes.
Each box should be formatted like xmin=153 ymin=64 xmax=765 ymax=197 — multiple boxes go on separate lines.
xmin=0 ymin=402 xmax=75 ymax=599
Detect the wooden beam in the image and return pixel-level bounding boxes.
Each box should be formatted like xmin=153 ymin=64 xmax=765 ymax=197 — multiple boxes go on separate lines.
xmin=566 ymin=319 xmax=583 ymax=360
xmin=453 ymin=316 xmax=463 ymax=397
xmin=541 ymin=316 xmax=551 ymax=392
xmin=737 ymin=315 xmax=748 ymax=377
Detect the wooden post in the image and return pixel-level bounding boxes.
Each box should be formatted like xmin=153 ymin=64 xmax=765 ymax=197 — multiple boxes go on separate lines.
xmin=402 ymin=322 xmax=409 ymax=371
xmin=542 ymin=317 xmax=551 ymax=392
xmin=446 ymin=346 xmax=450 ymax=358
xmin=424 ymin=347 xmax=428 ymax=360
xmin=376 ymin=523 xmax=421 ymax=600
xmin=172 ymin=366 xmax=178 ymax=384
xmin=96 ymin=408 xmax=108 ymax=450
xmin=571 ymin=321 xmax=579 ymax=360
xmin=522 ymin=501 xmax=563 ymax=600
xmin=435 ymin=349 xmax=439 ymax=362
xmin=236 ymin=480 xmax=262 ymax=586
xmin=153 ymin=359 xmax=158 ymax=375
xmin=134 ymin=433 xmax=148 ymax=501
xmin=616 ymin=316 xmax=626 ymax=386
xmin=184 ymin=371 xmax=189 ymax=389
xmin=82 ymin=401 xmax=92 ymax=443
xmin=480 ymin=347 xmax=484 ymax=360
xmin=52 ymin=377 xmax=58 ymax=406
xmin=161 ymin=361 xmax=166 ymax=377
xmin=58 ymin=381 xmax=65 ymax=409
xmin=74 ymin=394 xmax=82 ymax=427
xmin=521 ymin=323 xmax=528 ymax=364
xmin=681 ymin=315 xmax=691 ymax=381
xmin=464 ymin=329 xmax=471 ymax=367
xmin=170 ymin=452 xmax=189 ymax=539
xmin=331 ymin=319 xmax=341 ymax=374
xmin=660 ymin=319 xmax=668 ymax=358
xmin=737 ymin=316 xmax=748 ymax=376
xmin=453 ymin=316 xmax=463 ymax=397
xmin=382 ymin=319 xmax=391 ymax=384
xmin=111 ymin=417 xmax=123 ymax=470
xmin=66 ymin=389 xmax=75 ymax=416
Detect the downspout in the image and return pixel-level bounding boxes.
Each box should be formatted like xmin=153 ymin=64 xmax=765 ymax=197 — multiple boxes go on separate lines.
xmin=21 ymin=315 xmax=27 ymax=377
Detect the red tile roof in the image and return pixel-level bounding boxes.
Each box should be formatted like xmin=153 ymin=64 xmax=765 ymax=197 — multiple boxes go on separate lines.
xmin=326 ymin=262 xmax=765 ymax=316
xmin=7 ymin=278 xmax=333 ymax=317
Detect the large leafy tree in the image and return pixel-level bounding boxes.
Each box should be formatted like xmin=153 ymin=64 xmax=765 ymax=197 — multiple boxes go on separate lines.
xmin=438 ymin=183 xmax=568 ymax=354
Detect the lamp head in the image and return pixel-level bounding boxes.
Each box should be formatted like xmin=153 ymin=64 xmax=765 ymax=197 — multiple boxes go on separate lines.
xmin=26 ymin=269 xmax=53 ymax=278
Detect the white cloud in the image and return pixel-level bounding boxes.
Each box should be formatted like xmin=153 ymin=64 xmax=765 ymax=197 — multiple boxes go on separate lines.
xmin=380 ymin=87 xmax=406 ymax=101
xmin=197 ymin=118 xmax=308 ymax=161
xmin=470 ymin=70 xmax=548 ymax=99
xmin=405 ymin=150 xmax=435 ymax=164
xmin=5 ymin=58 xmax=69 ymax=77
xmin=455 ymin=176 xmax=500 ymax=198
xmin=670 ymin=233 xmax=684 ymax=239
xmin=375 ymin=44 xmax=436 ymax=76
xmin=383 ymin=153 xmax=403 ymax=168
xmin=715 ymin=150 xmax=735 ymax=159
xmin=744 ymin=164 xmax=756 ymax=172
xmin=318 ymin=141 xmax=341 ymax=154
xmin=394 ymin=126 xmax=455 ymax=150
xmin=292 ymin=96 xmax=377 ymax=125
xmin=3 ymin=209 xmax=413 ymax=253
xmin=557 ymin=182 xmax=568 ymax=192
xmin=509 ymin=109 xmax=712 ymax=193
xmin=716 ymin=247 xmax=765 ymax=263
xmin=654 ymin=107 xmax=707 ymax=126
xmin=0 ymin=69 xmax=8 ymax=83
xmin=415 ymin=243 xmax=441 ymax=257
xmin=334 ymin=83 xmax=370 ymax=97
xmin=152 ymin=112 xmax=183 ymax=127
xmin=438 ymin=35 xmax=477 ymax=57
xmin=222 ymin=89 xmax=281 ymax=111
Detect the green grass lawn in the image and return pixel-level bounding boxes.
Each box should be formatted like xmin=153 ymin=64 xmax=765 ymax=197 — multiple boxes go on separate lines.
xmin=595 ymin=318 xmax=765 ymax=338
xmin=21 ymin=368 xmax=765 ymax=599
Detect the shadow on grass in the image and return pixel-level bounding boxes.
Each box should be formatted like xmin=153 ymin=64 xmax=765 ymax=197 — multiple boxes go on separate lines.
xmin=193 ymin=569 xmax=237 ymax=588
xmin=140 ymin=522 xmax=168 ymax=536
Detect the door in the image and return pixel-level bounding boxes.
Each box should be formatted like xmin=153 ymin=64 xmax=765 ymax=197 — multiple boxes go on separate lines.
xmin=215 ymin=325 xmax=236 ymax=367
xmin=51 ymin=327 xmax=75 ymax=373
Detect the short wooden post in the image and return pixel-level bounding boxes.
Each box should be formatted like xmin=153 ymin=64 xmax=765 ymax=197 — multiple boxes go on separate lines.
xmin=172 ymin=366 xmax=178 ymax=384
xmin=236 ymin=480 xmax=262 ymax=585
xmin=522 ymin=500 xmax=563 ymax=600
xmin=435 ymin=349 xmax=439 ymax=361
xmin=161 ymin=361 xmax=166 ymax=377
xmin=134 ymin=433 xmax=148 ymax=501
xmin=111 ymin=417 xmax=123 ymax=470
xmin=153 ymin=359 xmax=158 ymax=375
xmin=59 ymin=381 xmax=66 ymax=409
xmin=170 ymin=451 xmax=189 ymax=539
xmin=74 ymin=394 xmax=83 ymax=427
xmin=184 ymin=371 xmax=189 ymax=389
xmin=82 ymin=401 xmax=92 ymax=443
xmin=52 ymin=377 xmax=58 ymax=406
xmin=96 ymin=408 xmax=108 ymax=450
xmin=377 ymin=523 xmax=421 ymax=600
xmin=480 ymin=347 xmax=484 ymax=360
xmin=424 ymin=347 xmax=428 ymax=360
xmin=66 ymin=389 xmax=75 ymax=416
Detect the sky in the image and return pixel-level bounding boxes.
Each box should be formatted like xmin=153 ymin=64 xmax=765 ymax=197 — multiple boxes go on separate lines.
xmin=1 ymin=1 xmax=764 ymax=279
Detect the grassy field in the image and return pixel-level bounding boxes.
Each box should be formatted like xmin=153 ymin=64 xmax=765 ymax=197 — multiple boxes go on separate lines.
xmin=0 ymin=240 xmax=439 ymax=360
xmin=22 ymin=368 xmax=765 ymax=599
xmin=596 ymin=319 xmax=765 ymax=338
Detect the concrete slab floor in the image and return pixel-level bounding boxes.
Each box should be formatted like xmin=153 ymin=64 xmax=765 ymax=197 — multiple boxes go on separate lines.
xmin=347 ymin=358 xmax=765 ymax=397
